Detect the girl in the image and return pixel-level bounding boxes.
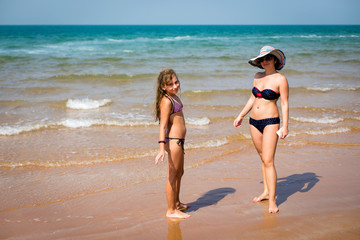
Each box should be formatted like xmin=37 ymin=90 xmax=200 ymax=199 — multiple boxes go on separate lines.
xmin=155 ymin=69 xmax=190 ymax=219
xmin=234 ymin=46 xmax=289 ymax=213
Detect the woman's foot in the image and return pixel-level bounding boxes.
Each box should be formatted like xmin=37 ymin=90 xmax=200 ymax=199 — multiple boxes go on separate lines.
xmin=176 ymin=202 xmax=190 ymax=211
xmin=166 ymin=210 xmax=190 ymax=219
xmin=268 ymin=200 xmax=279 ymax=213
xmin=252 ymin=192 xmax=269 ymax=203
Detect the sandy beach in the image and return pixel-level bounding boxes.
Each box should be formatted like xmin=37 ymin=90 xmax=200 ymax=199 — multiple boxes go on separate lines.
xmin=1 ymin=142 xmax=359 ymax=239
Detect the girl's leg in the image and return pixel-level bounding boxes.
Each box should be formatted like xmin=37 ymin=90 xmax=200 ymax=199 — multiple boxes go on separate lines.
xmin=250 ymin=125 xmax=269 ymax=202
xmin=262 ymin=124 xmax=279 ymax=213
xmin=166 ymin=141 xmax=190 ymax=219
xmin=174 ymin=152 xmax=188 ymax=211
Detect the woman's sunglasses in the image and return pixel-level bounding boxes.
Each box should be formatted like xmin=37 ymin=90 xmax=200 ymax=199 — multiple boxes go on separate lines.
xmin=257 ymin=55 xmax=274 ymax=62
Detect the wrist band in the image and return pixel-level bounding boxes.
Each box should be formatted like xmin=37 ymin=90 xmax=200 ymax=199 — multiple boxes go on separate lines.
xmin=158 ymin=141 xmax=166 ymax=144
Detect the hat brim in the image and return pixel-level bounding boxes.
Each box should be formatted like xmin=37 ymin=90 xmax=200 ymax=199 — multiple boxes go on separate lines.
xmin=248 ymin=49 xmax=286 ymax=70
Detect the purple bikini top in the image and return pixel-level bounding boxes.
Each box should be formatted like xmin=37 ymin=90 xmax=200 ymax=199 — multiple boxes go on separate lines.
xmin=166 ymin=95 xmax=183 ymax=114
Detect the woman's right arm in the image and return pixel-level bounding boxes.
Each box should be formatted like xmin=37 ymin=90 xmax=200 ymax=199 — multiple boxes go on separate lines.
xmin=234 ymin=94 xmax=255 ymax=128
xmin=234 ymin=77 xmax=256 ymax=128
xmin=155 ymin=97 xmax=172 ymax=164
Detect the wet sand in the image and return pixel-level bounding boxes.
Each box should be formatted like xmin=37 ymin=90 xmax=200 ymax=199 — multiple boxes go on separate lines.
xmin=1 ymin=143 xmax=360 ymax=240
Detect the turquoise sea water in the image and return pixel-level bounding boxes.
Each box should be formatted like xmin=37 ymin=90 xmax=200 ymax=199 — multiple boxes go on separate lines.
xmin=1 ymin=25 xmax=360 ymax=87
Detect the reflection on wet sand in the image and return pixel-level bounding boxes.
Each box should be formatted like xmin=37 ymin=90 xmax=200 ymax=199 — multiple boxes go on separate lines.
xmin=167 ymin=218 xmax=183 ymax=240
xmin=260 ymin=201 xmax=278 ymax=229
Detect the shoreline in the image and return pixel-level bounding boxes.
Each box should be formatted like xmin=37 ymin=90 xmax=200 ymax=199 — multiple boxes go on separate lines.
xmin=1 ymin=144 xmax=360 ymax=239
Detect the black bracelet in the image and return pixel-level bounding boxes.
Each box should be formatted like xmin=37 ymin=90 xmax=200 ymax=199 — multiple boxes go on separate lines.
xmin=158 ymin=141 xmax=166 ymax=144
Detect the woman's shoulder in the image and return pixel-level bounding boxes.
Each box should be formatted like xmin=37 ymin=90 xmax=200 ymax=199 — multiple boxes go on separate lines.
xmin=273 ymin=73 xmax=288 ymax=89
xmin=254 ymin=72 xmax=265 ymax=78
xmin=275 ymin=72 xmax=288 ymax=82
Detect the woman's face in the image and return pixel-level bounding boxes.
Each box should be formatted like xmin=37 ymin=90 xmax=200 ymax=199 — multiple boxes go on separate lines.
xmin=163 ymin=75 xmax=180 ymax=95
xmin=259 ymin=55 xmax=276 ymax=69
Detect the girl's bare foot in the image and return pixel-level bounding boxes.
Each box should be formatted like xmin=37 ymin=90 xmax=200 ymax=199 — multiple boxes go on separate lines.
xmin=166 ymin=210 xmax=190 ymax=219
xmin=252 ymin=192 xmax=269 ymax=203
xmin=176 ymin=202 xmax=190 ymax=211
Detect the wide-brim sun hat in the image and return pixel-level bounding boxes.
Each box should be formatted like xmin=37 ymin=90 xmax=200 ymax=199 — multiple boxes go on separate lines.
xmin=248 ymin=46 xmax=286 ymax=70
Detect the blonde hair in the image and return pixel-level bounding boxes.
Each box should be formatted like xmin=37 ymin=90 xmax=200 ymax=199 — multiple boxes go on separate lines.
xmin=155 ymin=68 xmax=178 ymax=121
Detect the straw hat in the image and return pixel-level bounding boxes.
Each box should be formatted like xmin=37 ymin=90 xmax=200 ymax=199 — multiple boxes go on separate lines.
xmin=248 ymin=46 xmax=286 ymax=70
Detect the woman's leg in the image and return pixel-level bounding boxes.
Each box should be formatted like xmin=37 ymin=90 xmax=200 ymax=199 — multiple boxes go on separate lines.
xmin=250 ymin=123 xmax=279 ymax=213
xmin=166 ymin=141 xmax=190 ymax=218
xmin=261 ymin=124 xmax=279 ymax=213
xmin=250 ymin=125 xmax=269 ymax=202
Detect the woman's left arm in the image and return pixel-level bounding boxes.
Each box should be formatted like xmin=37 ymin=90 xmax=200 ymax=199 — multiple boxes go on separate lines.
xmin=279 ymin=74 xmax=289 ymax=139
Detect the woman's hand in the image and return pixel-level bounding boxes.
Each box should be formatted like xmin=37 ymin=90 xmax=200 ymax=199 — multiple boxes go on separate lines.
xmin=233 ymin=115 xmax=243 ymax=128
xmin=278 ymin=127 xmax=288 ymax=139
xmin=155 ymin=150 xmax=165 ymax=164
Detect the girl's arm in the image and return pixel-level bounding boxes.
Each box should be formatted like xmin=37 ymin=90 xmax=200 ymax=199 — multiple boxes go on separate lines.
xmin=155 ymin=97 xmax=172 ymax=164
xmin=279 ymin=75 xmax=289 ymax=139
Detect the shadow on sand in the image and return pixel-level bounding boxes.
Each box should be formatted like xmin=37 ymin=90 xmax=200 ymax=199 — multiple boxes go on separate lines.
xmin=276 ymin=172 xmax=321 ymax=206
xmin=185 ymin=187 xmax=236 ymax=212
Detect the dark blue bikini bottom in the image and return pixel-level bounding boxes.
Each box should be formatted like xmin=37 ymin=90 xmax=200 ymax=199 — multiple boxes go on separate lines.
xmin=249 ymin=117 xmax=280 ymax=133
xmin=165 ymin=137 xmax=185 ymax=152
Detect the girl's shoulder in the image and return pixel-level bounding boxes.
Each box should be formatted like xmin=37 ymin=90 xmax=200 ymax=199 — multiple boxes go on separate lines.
xmin=161 ymin=95 xmax=172 ymax=104
xmin=160 ymin=95 xmax=174 ymax=111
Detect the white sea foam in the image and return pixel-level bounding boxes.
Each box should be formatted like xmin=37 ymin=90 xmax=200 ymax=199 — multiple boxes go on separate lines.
xmin=107 ymin=36 xmax=229 ymax=43
xmin=192 ymin=90 xmax=205 ymax=93
xmin=306 ymin=87 xmax=357 ymax=92
xmin=187 ymin=138 xmax=228 ymax=149
xmin=66 ymin=98 xmax=112 ymax=110
xmin=291 ymin=116 xmax=344 ymax=124
xmin=243 ymin=133 xmax=252 ymax=139
xmin=108 ymin=38 xmax=123 ymax=42
xmin=58 ymin=118 xmax=158 ymax=128
xmin=0 ymin=115 xmax=211 ymax=135
xmin=0 ymin=118 xmax=158 ymax=135
xmin=186 ymin=117 xmax=210 ymax=126
xmin=0 ymin=124 xmax=49 ymax=136
xmin=307 ymin=87 xmax=332 ymax=92
xmin=305 ymin=127 xmax=351 ymax=135
xmin=297 ymin=34 xmax=359 ymax=39
xmin=60 ymin=119 xmax=98 ymax=128
xmin=159 ymin=36 xmax=191 ymax=41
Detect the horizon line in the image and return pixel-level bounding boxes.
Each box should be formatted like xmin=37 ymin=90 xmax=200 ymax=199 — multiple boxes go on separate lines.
xmin=1 ymin=23 xmax=359 ymax=26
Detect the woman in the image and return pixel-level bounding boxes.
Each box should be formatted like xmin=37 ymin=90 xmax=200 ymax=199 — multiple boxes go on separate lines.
xmin=155 ymin=69 xmax=190 ymax=219
xmin=234 ymin=46 xmax=289 ymax=213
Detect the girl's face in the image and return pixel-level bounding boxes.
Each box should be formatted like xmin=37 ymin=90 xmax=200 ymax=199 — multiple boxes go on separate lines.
xmin=162 ymin=75 xmax=180 ymax=96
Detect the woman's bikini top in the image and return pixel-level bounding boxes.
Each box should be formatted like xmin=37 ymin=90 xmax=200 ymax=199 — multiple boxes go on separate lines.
xmin=165 ymin=95 xmax=183 ymax=114
xmin=252 ymin=87 xmax=280 ymax=100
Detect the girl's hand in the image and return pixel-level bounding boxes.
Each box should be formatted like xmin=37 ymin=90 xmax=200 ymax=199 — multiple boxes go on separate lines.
xmin=233 ymin=116 xmax=243 ymax=128
xmin=155 ymin=150 xmax=165 ymax=164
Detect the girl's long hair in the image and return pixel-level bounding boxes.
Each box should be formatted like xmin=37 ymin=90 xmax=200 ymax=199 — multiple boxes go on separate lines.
xmin=155 ymin=68 xmax=177 ymax=122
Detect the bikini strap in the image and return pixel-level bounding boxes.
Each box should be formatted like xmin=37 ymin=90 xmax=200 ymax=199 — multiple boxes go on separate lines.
xmin=164 ymin=94 xmax=175 ymax=114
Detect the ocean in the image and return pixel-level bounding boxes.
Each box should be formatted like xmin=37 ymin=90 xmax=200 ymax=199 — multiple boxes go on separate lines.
xmin=0 ymin=25 xmax=359 ymax=211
